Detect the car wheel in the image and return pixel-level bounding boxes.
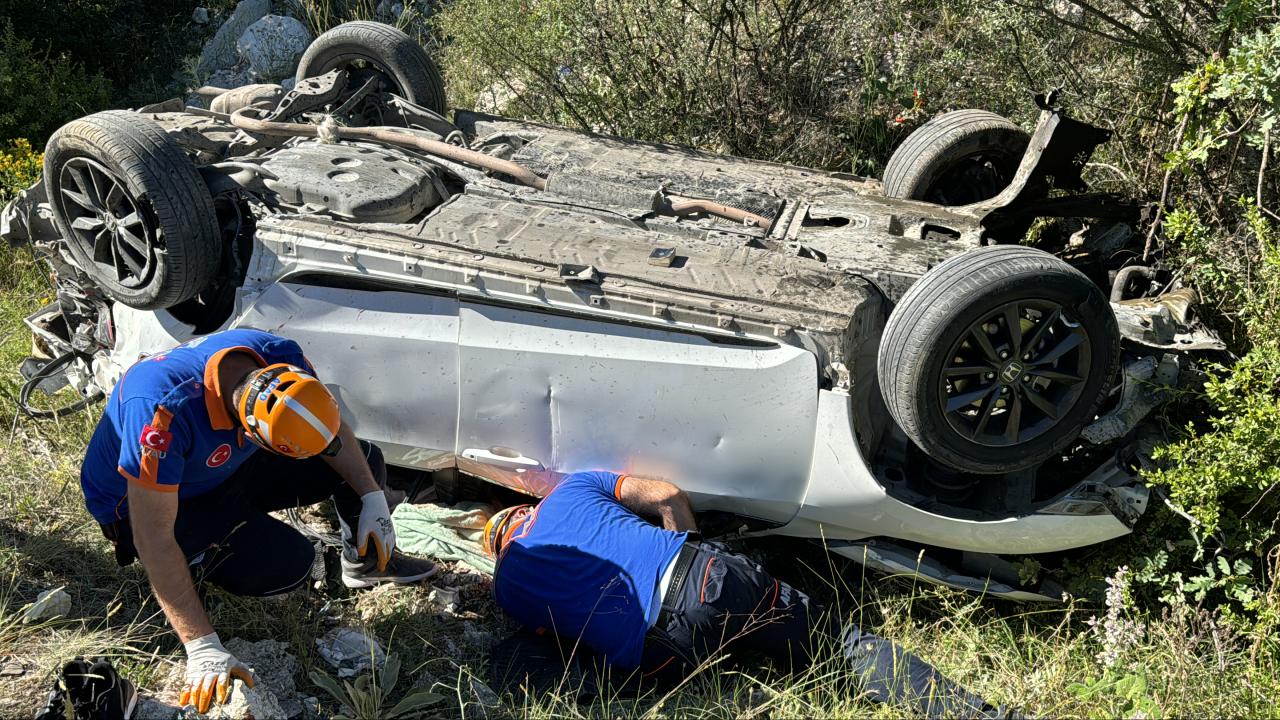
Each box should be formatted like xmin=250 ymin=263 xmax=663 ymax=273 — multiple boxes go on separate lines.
xmin=877 ymin=246 xmax=1119 ymax=474
xmin=295 ymin=21 xmax=447 ymax=117
xmin=44 ymin=111 xmax=220 ymax=310
xmin=882 ymin=109 xmax=1029 ymax=206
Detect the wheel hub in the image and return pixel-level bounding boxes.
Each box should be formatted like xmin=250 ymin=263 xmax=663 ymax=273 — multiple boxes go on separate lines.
xmin=938 ymin=299 xmax=1093 ymax=447
xmin=57 ymin=157 xmax=156 ymax=289
xmin=999 ymin=360 xmax=1025 ymax=384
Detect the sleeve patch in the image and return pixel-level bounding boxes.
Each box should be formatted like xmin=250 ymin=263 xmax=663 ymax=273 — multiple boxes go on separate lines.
xmin=139 ymin=424 xmax=173 ymax=456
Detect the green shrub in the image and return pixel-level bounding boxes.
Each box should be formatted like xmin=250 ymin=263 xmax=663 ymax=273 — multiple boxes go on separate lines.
xmin=0 ymin=21 xmax=112 ymax=145
xmin=0 ymin=139 xmax=42 ymax=202
xmin=0 ymin=0 xmax=206 ymax=110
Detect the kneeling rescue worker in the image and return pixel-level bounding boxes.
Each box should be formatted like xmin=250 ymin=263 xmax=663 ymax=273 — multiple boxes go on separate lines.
xmin=484 ymin=471 xmax=1010 ymax=718
xmin=79 ymin=328 xmax=437 ymax=712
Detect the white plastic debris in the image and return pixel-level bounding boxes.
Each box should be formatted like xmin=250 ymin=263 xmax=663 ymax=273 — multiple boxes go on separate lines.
xmin=24 ymin=587 xmax=71 ymax=623
xmin=315 ymin=627 xmax=385 ymax=678
xmin=428 ymin=585 xmax=461 ymax=614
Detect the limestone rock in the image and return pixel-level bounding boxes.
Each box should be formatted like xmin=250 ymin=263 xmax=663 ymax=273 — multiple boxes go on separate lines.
xmin=207 ymin=679 xmax=288 ymax=720
xmin=23 ymin=587 xmax=70 ymax=623
xmin=237 ymin=15 xmax=313 ymax=81
xmin=192 ymin=7 xmax=210 ymax=24
xmin=198 ymin=0 xmax=271 ymax=75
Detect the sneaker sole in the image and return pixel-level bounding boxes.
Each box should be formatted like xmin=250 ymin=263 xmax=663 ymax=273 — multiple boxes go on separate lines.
xmin=124 ymin=684 xmax=138 ymax=720
xmin=341 ymin=564 xmax=439 ymax=589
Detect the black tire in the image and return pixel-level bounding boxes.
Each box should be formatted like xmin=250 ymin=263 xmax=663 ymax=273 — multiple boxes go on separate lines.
xmin=878 ymin=246 xmax=1119 ymax=474
xmin=44 ymin=111 xmax=219 ymax=310
xmin=882 ymin=109 xmax=1029 ymax=206
xmin=296 ymin=21 xmax=446 ymax=115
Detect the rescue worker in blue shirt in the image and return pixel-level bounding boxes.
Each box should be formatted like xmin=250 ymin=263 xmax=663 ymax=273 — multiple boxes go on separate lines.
xmin=80 ymin=328 xmax=437 ymax=713
xmin=483 ymin=471 xmax=1008 ymax=718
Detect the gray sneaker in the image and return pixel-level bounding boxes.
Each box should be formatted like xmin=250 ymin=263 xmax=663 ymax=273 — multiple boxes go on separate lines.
xmin=341 ymin=548 xmax=439 ymax=589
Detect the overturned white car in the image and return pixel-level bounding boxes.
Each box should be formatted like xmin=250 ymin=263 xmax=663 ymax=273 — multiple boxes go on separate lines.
xmin=2 ymin=22 xmax=1221 ymax=600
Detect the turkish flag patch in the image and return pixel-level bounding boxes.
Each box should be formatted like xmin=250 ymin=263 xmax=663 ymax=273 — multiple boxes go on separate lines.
xmin=206 ymin=444 xmax=232 ymax=468
xmin=140 ymin=425 xmax=172 ymax=453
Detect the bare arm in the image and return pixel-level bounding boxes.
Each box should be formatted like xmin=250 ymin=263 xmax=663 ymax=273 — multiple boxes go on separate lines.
xmin=127 ymin=482 xmax=214 ymax=643
xmin=322 ymin=420 xmax=379 ymax=495
xmin=616 ymin=476 xmax=698 ymax=533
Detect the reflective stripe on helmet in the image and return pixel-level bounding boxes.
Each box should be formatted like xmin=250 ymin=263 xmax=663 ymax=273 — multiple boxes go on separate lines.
xmin=280 ymin=393 xmax=337 ymax=445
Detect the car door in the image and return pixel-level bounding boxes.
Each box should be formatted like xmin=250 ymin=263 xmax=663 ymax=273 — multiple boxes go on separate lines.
xmin=455 ymin=301 xmax=818 ymax=524
xmin=235 ymin=280 xmax=460 ymax=471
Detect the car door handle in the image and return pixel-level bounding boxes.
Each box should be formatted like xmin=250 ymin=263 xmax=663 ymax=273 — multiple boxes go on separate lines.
xmin=461 ymin=447 xmax=545 ymax=472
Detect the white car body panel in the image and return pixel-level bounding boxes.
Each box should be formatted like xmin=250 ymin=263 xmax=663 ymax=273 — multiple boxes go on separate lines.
xmin=455 ymin=302 xmax=818 ymax=521
xmin=779 ymin=390 xmax=1133 ymax=554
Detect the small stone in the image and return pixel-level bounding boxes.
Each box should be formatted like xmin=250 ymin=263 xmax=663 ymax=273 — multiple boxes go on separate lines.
xmin=237 ymin=15 xmax=313 ymax=81
xmin=192 ymin=7 xmax=210 ymax=24
xmin=0 ymin=660 xmax=24 ymax=677
xmin=24 ymin=587 xmax=71 ymax=623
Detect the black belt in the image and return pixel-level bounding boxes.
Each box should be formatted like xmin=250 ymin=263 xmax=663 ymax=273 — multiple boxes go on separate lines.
xmin=655 ymin=541 xmax=699 ymax=629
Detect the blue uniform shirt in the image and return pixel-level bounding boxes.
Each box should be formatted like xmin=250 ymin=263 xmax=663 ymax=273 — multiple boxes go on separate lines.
xmin=492 ymin=471 xmax=688 ymax=668
xmin=80 ymin=328 xmax=312 ymax=524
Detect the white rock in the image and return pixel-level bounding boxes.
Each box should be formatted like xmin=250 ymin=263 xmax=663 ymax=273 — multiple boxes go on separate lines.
xmin=376 ymin=0 xmax=406 ymax=20
xmin=133 ymin=696 xmax=181 ymax=720
xmin=23 ymin=587 xmax=70 ymax=623
xmin=198 ymin=0 xmax=271 ymax=75
xmin=192 ymin=7 xmax=210 ymax=24
xmin=207 ymin=679 xmax=288 ymax=720
xmin=237 ymin=15 xmax=313 ymax=81
xmin=315 ymin=627 xmax=385 ymax=678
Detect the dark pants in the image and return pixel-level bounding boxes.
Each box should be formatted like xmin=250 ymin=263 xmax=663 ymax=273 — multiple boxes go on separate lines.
xmin=109 ymin=441 xmax=385 ymax=597
xmin=641 ymin=542 xmax=1000 ymax=719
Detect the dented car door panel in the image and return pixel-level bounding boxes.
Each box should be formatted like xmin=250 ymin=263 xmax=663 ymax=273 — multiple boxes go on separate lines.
xmin=455 ymin=301 xmax=818 ymax=523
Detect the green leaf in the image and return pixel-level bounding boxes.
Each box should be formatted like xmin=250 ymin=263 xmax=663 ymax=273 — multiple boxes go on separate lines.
xmin=381 ymin=653 xmax=402 ymax=699
xmin=309 ymin=670 xmax=353 ymax=714
xmin=386 ymin=691 xmax=446 ymax=718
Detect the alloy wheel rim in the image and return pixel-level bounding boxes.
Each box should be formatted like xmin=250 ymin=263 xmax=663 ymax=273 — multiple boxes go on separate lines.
xmin=938 ymin=299 xmax=1092 ymax=447
xmin=58 ymin=157 xmax=156 ymax=289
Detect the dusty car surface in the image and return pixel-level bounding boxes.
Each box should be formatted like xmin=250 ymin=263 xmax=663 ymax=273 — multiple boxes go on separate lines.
xmin=1 ymin=22 xmax=1221 ymax=600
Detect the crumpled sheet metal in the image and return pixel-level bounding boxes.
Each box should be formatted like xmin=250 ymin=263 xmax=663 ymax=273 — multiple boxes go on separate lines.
xmin=0 ymin=180 xmax=57 ymax=246
xmin=1112 ymin=288 xmax=1225 ymax=351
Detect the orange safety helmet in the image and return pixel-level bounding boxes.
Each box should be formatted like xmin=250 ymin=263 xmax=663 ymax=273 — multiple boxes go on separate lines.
xmin=238 ymin=363 xmax=342 ymax=459
xmin=483 ymin=504 xmax=533 ymax=557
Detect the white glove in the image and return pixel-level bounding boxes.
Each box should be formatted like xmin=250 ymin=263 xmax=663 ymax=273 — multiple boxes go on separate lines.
xmin=356 ymin=490 xmax=396 ymax=570
xmin=181 ymin=632 xmax=255 ymax=713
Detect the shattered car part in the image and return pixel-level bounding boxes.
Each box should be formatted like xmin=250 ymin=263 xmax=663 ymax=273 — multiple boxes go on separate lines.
xmin=1 ymin=22 xmax=1226 ymax=599
xmin=1113 ymin=288 xmax=1226 ymax=351
xmin=1081 ymin=354 xmax=1183 ymax=445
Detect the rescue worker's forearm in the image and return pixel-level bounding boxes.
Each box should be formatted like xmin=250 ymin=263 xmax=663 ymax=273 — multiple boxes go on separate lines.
xmin=322 ymin=421 xmax=378 ymax=495
xmin=134 ymin=534 xmax=215 ymax=642
xmin=618 ymin=476 xmax=698 ymax=532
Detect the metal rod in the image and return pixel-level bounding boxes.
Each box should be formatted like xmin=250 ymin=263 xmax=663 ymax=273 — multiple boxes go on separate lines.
xmin=667 ymin=197 xmax=772 ymax=229
xmin=230 ymin=108 xmax=549 ymax=190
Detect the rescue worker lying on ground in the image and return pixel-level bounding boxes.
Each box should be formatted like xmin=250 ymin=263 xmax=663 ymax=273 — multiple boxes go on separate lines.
xmin=79 ymin=328 xmax=437 ymax=712
xmin=483 ymin=470 xmax=1008 ymax=718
